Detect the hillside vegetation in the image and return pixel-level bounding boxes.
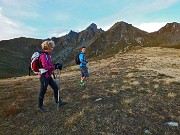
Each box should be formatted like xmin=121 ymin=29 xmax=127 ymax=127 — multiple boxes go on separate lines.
xmin=0 ymin=47 xmax=180 ymax=134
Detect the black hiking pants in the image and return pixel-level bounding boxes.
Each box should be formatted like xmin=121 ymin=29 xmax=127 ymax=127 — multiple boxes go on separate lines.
xmin=38 ymin=76 xmax=59 ymax=108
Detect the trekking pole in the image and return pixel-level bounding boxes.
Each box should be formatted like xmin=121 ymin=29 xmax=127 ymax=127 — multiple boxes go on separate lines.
xmin=57 ymin=69 xmax=61 ymax=110
xmin=87 ymin=66 xmax=90 ymax=72
xmin=28 ymin=66 xmax=31 ymax=76
xmin=53 ymin=71 xmax=56 ymax=79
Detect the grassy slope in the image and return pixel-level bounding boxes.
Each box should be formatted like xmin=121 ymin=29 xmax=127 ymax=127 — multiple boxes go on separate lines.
xmin=0 ymin=47 xmax=180 ymax=135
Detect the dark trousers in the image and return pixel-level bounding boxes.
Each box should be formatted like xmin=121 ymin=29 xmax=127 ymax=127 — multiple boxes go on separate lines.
xmin=38 ymin=76 xmax=59 ymax=108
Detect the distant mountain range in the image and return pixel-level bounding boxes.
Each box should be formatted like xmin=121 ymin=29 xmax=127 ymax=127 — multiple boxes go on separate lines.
xmin=0 ymin=21 xmax=179 ymax=79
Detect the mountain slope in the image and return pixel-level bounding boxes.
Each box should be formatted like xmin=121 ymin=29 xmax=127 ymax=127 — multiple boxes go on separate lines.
xmin=0 ymin=37 xmax=42 ymax=78
xmin=52 ymin=23 xmax=104 ymax=65
xmin=86 ymin=21 xmax=148 ymax=58
xmin=0 ymin=47 xmax=179 ymax=134
xmin=150 ymin=22 xmax=180 ymax=48
xmin=0 ymin=21 xmax=180 ymax=79
xmin=0 ymin=24 xmax=104 ymax=78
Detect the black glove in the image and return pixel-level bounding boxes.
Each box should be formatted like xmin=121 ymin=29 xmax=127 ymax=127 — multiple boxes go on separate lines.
xmin=54 ymin=63 xmax=63 ymax=70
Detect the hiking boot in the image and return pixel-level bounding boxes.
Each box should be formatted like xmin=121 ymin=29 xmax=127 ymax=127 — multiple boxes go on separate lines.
xmin=58 ymin=101 xmax=67 ymax=107
xmin=38 ymin=107 xmax=49 ymax=112
xmin=38 ymin=107 xmax=43 ymax=112
xmin=80 ymin=81 xmax=85 ymax=87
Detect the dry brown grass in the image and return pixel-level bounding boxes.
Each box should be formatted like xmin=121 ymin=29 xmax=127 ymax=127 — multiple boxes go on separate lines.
xmin=3 ymin=103 xmax=21 ymax=117
xmin=167 ymin=92 xmax=176 ymax=98
xmin=121 ymin=98 xmax=133 ymax=105
xmin=0 ymin=47 xmax=180 ymax=134
xmin=65 ymin=110 xmax=84 ymax=125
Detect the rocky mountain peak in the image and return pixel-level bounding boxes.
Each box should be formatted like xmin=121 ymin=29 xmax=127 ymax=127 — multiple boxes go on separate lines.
xmin=67 ymin=30 xmax=78 ymax=37
xmin=86 ymin=23 xmax=98 ymax=31
xmin=165 ymin=22 xmax=179 ymax=29
xmin=110 ymin=21 xmax=130 ymax=30
xmin=158 ymin=22 xmax=180 ymax=33
xmin=108 ymin=21 xmax=145 ymax=36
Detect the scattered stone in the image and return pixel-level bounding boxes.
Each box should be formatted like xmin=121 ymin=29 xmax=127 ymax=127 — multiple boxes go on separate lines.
xmin=164 ymin=122 xmax=179 ymax=127
xmin=95 ymin=98 xmax=102 ymax=101
xmin=144 ymin=129 xmax=152 ymax=134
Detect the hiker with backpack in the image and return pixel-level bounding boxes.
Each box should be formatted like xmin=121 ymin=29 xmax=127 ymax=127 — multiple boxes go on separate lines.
xmin=35 ymin=40 xmax=67 ymax=111
xmin=79 ymin=46 xmax=89 ymax=87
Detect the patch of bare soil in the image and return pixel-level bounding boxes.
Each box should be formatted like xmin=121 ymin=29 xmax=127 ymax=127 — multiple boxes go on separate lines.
xmin=0 ymin=47 xmax=179 ymax=135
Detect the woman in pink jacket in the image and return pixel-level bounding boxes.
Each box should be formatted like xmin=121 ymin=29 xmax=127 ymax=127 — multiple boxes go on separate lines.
xmin=38 ymin=40 xmax=67 ymax=111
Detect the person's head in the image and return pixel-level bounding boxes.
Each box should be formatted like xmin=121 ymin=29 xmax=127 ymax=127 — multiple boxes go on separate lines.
xmin=81 ymin=46 xmax=86 ymax=53
xmin=41 ymin=40 xmax=55 ymax=54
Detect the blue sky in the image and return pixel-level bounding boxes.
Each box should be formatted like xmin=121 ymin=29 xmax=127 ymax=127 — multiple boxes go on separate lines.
xmin=0 ymin=0 xmax=179 ymax=41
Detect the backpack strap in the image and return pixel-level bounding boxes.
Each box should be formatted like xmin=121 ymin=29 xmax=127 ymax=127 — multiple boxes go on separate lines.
xmin=39 ymin=52 xmax=50 ymax=75
xmin=38 ymin=52 xmax=49 ymax=68
xmin=29 ymin=66 xmax=31 ymax=76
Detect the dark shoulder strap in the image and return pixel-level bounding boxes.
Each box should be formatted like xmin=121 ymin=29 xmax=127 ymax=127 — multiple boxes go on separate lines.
xmin=38 ymin=52 xmax=49 ymax=68
xmin=40 ymin=52 xmax=49 ymax=60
